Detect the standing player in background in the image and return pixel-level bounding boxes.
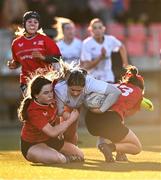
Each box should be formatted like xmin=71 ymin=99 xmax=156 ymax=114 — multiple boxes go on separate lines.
xmin=7 ymin=11 xmax=61 ymax=94
xmin=54 ymin=17 xmax=82 ymax=65
xmin=81 ymin=18 xmax=128 ymax=83
xmin=81 ymin=18 xmax=129 ymax=160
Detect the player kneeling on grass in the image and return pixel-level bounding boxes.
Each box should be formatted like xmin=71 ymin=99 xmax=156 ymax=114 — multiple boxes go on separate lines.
xmin=84 ymin=65 xmax=153 ymax=162
xmin=18 ymin=74 xmax=84 ymax=164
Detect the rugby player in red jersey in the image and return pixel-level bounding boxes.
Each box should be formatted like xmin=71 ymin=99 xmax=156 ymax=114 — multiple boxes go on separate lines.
xmin=7 ymin=11 xmax=61 ymax=93
xmin=18 ymin=75 xmax=84 ymax=164
xmin=84 ymin=65 xmax=145 ymax=162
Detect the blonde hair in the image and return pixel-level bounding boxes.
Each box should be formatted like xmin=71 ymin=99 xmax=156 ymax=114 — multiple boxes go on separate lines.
xmin=53 ymin=17 xmax=74 ymax=41
xmin=88 ymin=18 xmax=104 ymax=31
xmin=15 ymin=27 xmax=45 ymax=37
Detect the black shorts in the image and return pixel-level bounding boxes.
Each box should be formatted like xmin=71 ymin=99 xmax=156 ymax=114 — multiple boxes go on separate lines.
xmin=21 ymin=137 xmax=64 ymax=159
xmin=85 ymin=110 xmax=129 ymax=143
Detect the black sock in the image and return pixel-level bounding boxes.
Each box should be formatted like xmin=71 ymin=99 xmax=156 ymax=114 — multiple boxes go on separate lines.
xmin=108 ymin=143 xmax=116 ymax=152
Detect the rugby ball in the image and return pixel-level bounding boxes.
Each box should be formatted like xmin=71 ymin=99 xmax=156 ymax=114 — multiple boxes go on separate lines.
xmin=84 ymin=92 xmax=105 ymax=108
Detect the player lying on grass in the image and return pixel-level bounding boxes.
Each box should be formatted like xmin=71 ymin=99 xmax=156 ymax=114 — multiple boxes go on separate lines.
xmin=18 ymin=74 xmax=84 ymax=164
xmin=84 ymin=65 xmax=153 ymax=162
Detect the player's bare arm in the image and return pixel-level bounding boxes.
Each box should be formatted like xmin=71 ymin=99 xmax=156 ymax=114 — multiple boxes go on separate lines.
xmin=119 ymin=45 xmax=129 ymax=67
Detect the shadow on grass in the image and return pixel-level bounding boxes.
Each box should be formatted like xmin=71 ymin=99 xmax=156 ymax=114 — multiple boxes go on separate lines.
xmin=31 ymin=158 xmax=161 ymax=172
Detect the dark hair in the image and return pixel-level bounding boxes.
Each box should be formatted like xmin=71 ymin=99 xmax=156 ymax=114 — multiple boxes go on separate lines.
xmin=18 ymin=76 xmax=52 ymax=122
xmin=122 ymin=65 xmax=144 ymax=90
xmin=23 ymin=11 xmax=41 ymax=30
xmin=67 ymin=69 xmax=87 ymax=87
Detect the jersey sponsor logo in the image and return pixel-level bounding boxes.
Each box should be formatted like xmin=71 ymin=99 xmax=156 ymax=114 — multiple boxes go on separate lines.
xmin=33 ymin=41 xmax=44 ymax=46
xmin=16 ymin=48 xmax=44 ymax=55
xmin=21 ymin=55 xmax=33 ymax=60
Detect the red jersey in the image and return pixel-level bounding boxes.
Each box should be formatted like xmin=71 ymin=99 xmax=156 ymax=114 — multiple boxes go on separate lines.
xmin=12 ymin=33 xmax=61 ymax=84
xmin=111 ymin=83 xmax=143 ymax=121
xmin=21 ymin=100 xmax=58 ymax=143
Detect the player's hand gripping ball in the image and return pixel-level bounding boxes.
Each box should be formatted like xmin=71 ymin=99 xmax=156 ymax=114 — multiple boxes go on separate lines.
xmin=141 ymin=97 xmax=154 ymax=111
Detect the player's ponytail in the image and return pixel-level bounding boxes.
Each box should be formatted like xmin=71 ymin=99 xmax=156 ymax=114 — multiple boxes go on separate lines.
xmin=18 ymin=97 xmax=32 ymax=122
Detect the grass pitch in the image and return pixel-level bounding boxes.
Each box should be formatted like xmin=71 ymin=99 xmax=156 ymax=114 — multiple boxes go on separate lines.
xmin=0 ymin=125 xmax=161 ymax=180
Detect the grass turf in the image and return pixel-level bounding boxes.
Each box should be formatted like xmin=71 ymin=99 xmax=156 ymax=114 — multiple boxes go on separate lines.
xmin=0 ymin=125 xmax=161 ymax=180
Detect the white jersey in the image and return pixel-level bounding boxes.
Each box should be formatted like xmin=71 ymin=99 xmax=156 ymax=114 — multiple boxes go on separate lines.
xmin=81 ymin=35 xmax=122 ymax=82
xmin=54 ymin=75 xmax=109 ymax=115
xmin=56 ymin=38 xmax=82 ymax=64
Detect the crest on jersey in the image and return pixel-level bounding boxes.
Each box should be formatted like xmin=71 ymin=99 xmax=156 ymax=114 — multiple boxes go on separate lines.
xmin=18 ymin=43 xmax=24 ymax=47
xmin=43 ymin=111 xmax=48 ymax=116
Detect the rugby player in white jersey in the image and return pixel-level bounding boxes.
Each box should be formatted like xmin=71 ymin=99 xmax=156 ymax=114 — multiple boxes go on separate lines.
xmin=55 ymin=17 xmax=82 ymax=65
xmin=81 ymin=18 xmax=128 ymax=83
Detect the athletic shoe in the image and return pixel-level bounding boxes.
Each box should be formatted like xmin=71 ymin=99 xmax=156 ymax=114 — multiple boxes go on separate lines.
xmin=65 ymin=155 xmax=84 ymax=163
xmin=116 ymin=152 xmax=128 ymax=161
xmin=98 ymin=143 xmax=115 ymax=162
